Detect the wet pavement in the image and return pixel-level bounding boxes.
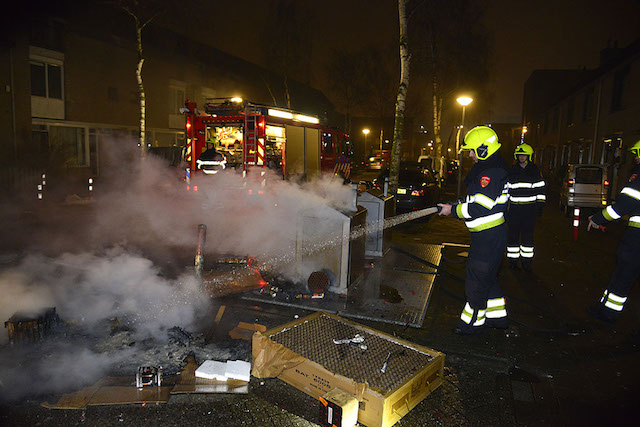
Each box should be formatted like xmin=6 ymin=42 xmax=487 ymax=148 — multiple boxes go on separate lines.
xmin=1 ymin=184 xmax=639 ymax=426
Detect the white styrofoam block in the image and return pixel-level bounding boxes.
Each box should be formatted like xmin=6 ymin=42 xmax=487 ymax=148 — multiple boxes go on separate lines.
xmin=225 ymin=360 xmax=251 ymax=382
xmin=195 ymin=360 xmax=227 ymax=381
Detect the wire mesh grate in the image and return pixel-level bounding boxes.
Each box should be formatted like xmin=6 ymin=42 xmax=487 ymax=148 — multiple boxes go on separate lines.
xmin=269 ymin=314 xmax=434 ymax=393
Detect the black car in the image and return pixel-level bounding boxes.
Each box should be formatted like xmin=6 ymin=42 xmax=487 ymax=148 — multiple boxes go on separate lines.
xmin=374 ymin=163 xmax=441 ymax=214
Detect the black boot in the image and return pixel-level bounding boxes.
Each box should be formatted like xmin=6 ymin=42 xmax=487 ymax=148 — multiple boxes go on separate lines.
xmin=486 ymin=318 xmax=509 ymax=329
xmin=522 ymin=261 xmax=532 ymax=272
xmin=452 ymin=320 xmax=483 ymax=335
xmin=509 ymin=259 xmax=519 ymax=270
xmin=587 ymin=304 xmax=617 ymax=325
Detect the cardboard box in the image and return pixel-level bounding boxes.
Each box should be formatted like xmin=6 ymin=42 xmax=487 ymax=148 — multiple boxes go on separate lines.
xmin=252 ymin=312 xmax=445 ymax=427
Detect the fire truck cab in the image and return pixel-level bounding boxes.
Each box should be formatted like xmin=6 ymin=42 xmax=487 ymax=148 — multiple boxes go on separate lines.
xmin=182 ymin=98 xmax=350 ymax=183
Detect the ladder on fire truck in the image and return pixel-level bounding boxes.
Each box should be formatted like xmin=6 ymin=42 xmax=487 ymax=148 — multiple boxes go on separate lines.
xmin=243 ymin=104 xmax=264 ymax=172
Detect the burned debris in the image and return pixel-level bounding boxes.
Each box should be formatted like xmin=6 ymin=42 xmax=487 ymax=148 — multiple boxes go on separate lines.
xmin=5 ymin=307 xmax=61 ymax=345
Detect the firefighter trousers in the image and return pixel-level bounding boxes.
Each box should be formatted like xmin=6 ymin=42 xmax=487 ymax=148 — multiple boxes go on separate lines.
xmin=458 ymin=223 xmax=508 ymax=333
xmin=506 ymin=205 xmax=537 ymax=266
xmin=599 ymin=229 xmax=640 ymax=317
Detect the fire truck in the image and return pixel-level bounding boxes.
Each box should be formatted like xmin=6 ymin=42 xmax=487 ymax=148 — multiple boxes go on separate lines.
xmin=181 ymin=98 xmax=351 ymax=184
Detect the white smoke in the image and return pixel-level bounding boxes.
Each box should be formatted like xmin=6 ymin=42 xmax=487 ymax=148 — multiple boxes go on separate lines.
xmin=0 ymin=135 xmax=360 ymax=400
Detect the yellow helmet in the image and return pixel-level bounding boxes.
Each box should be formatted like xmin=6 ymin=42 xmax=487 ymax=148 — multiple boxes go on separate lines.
xmin=514 ymin=143 xmax=534 ymax=160
xmin=462 ymin=126 xmax=500 ymax=160
xmin=630 ymin=139 xmax=640 ymax=157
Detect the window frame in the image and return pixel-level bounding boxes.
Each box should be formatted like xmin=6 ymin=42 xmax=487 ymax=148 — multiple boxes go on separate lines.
xmin=29 ymin=49 xmax=64 ymax=101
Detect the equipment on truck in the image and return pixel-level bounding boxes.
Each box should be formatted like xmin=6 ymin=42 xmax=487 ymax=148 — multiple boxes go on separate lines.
xmin=181 ymin=98 xmax=352 ymax=184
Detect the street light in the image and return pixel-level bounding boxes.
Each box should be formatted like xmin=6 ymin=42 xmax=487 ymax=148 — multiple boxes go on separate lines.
xmin=362 ymin=128 xmax=370 ymax=158
xmin=456 ymin=96 xmax=473 ymax=198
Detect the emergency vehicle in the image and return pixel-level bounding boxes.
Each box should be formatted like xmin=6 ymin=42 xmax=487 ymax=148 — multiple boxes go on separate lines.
xmin=181 ymin=98 xmax=351 ymax=184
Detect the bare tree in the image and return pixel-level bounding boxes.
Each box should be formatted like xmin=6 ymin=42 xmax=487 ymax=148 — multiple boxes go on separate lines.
xmin=389 ymin=0 xmax=411 ymax=193
xmin=115 ymin=0 xmax=161 ymax=156
xmin=409 ymin=0 xmax=490 ymax=162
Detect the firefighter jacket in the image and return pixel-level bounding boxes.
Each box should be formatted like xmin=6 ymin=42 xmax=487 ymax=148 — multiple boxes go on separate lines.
xmin=507 ymin=161 xmax=546 ymax=209
xmin=452 ymin=152 xmax=509 ymax=232
xmin=196 ymin=149 xmax=226 ymax=174
xmin=592 ymin=164 xmax=640 ymax=229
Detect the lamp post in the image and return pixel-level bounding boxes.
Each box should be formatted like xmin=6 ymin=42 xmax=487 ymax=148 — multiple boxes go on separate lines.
xmin=362 ymin=128 xmax=370 ymax=159
xmin=456 ymin=96 xmax=473 ymax=199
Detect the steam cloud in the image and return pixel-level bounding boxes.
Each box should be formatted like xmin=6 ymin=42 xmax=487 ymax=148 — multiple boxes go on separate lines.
xmin=0 ymin=135 xmax=357 ymax=400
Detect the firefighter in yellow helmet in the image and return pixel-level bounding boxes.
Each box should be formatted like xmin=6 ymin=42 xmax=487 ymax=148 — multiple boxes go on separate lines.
xmin=505 ymin=143 xmax=546 ymax=271
xmin=587 ymin=139 xmax=640 ymax=325
xmin=438 ymin=126 xmax=509 ymax=334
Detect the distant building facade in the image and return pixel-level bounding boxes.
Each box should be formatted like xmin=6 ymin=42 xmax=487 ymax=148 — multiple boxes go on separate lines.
xmin=0 ymin=4 xmax=333 ymax=198
xmin=522 ymin=39 xmax=640 ymax=195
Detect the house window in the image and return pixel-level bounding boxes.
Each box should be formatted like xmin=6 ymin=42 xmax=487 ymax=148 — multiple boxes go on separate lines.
xmin=30 ymin=61 xmax=62 ymax=99
xmin=30 ymin=46 xmax=64 ymax=120
xmin=611 ymin=66 xmax=630 ymax=112
xmin=49 ymin=126 xmax=88 ymax=167
xmin=583 ymin=87 xmax=594 ymax=121
xmin=31 ymin=124 xmax=50 ymax=161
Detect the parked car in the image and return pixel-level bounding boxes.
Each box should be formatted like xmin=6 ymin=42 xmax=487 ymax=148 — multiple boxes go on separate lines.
xmin=417 ymin=155 xmax=435 ymax=170
xmin=367 ymin=156 xmax=388 ymax=171
xmin=559 ymin=164 xmax=609 ymax=215
xmin=374 ymin=162 xmax=441 ymax=216
xmin=416 ymin=155 xmax=442 ymax=183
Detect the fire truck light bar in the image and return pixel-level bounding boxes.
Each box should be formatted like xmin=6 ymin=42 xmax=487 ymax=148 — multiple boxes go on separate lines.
xmin=268 ymin=109 xmax=293 ymax=119
xmin=295 ymin=114 xmax=319 ymax=124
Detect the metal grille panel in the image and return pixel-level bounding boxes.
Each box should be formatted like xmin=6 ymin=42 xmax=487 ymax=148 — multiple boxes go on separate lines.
xmin=269 ymin=314 xmax=434 ymax=393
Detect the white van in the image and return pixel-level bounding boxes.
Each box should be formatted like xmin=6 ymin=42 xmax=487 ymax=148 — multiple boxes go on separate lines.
xmin=559 ymin=164 xmax=609 ymax=214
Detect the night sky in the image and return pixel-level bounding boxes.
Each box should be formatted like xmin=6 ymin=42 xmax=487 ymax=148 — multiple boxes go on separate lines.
xmin=207 ymin=0 xmax=640 ymax=124
xmin=486 ymin=0 xmax=640 ymax=122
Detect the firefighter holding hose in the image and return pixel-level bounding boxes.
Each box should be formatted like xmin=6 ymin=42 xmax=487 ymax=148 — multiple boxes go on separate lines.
xmin=438 ymin=126 xmax=510 ymax=335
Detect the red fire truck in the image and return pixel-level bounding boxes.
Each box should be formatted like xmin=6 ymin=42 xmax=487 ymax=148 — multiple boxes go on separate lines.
xmin=181 ymin=98 xmax=351 ymax=183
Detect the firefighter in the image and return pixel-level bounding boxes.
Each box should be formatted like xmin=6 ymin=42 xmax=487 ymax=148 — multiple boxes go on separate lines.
xmin=506 ymin=143 xmax=546 ymax=271
xmin=586 ymin=139 xmax=640 ymax=325
xmin=438 ymin=126 xmax=510 ymax=334
xmin=196 ymin=138 xmax=226 ymax=174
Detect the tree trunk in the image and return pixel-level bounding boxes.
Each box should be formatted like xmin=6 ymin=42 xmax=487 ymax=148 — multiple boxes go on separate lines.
xmin=135 ymin=23 xmax=146 ymax=156
xmin=389 ymin=0 xmax=410 ymax=193
xmin=284 ymin=74 xmax=292 ymax=109
xmin=432 ymin=75 xmax=443 ymax=159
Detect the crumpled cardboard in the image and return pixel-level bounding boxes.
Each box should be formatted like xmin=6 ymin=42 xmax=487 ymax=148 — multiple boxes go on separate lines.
xmin=251 ymin=328 xmax=369 ymax=402
xmin=251 ymin=331 xmax=307 ymax=378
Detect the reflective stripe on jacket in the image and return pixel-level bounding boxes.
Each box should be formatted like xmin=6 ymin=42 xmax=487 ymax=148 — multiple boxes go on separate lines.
xmin=592 ymin=164 xmax=640 ymax=228
xmin=453 ymin=153 xmax=509 ymax=232
xmin=507 ymin=162 xmax=546 ymax=206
